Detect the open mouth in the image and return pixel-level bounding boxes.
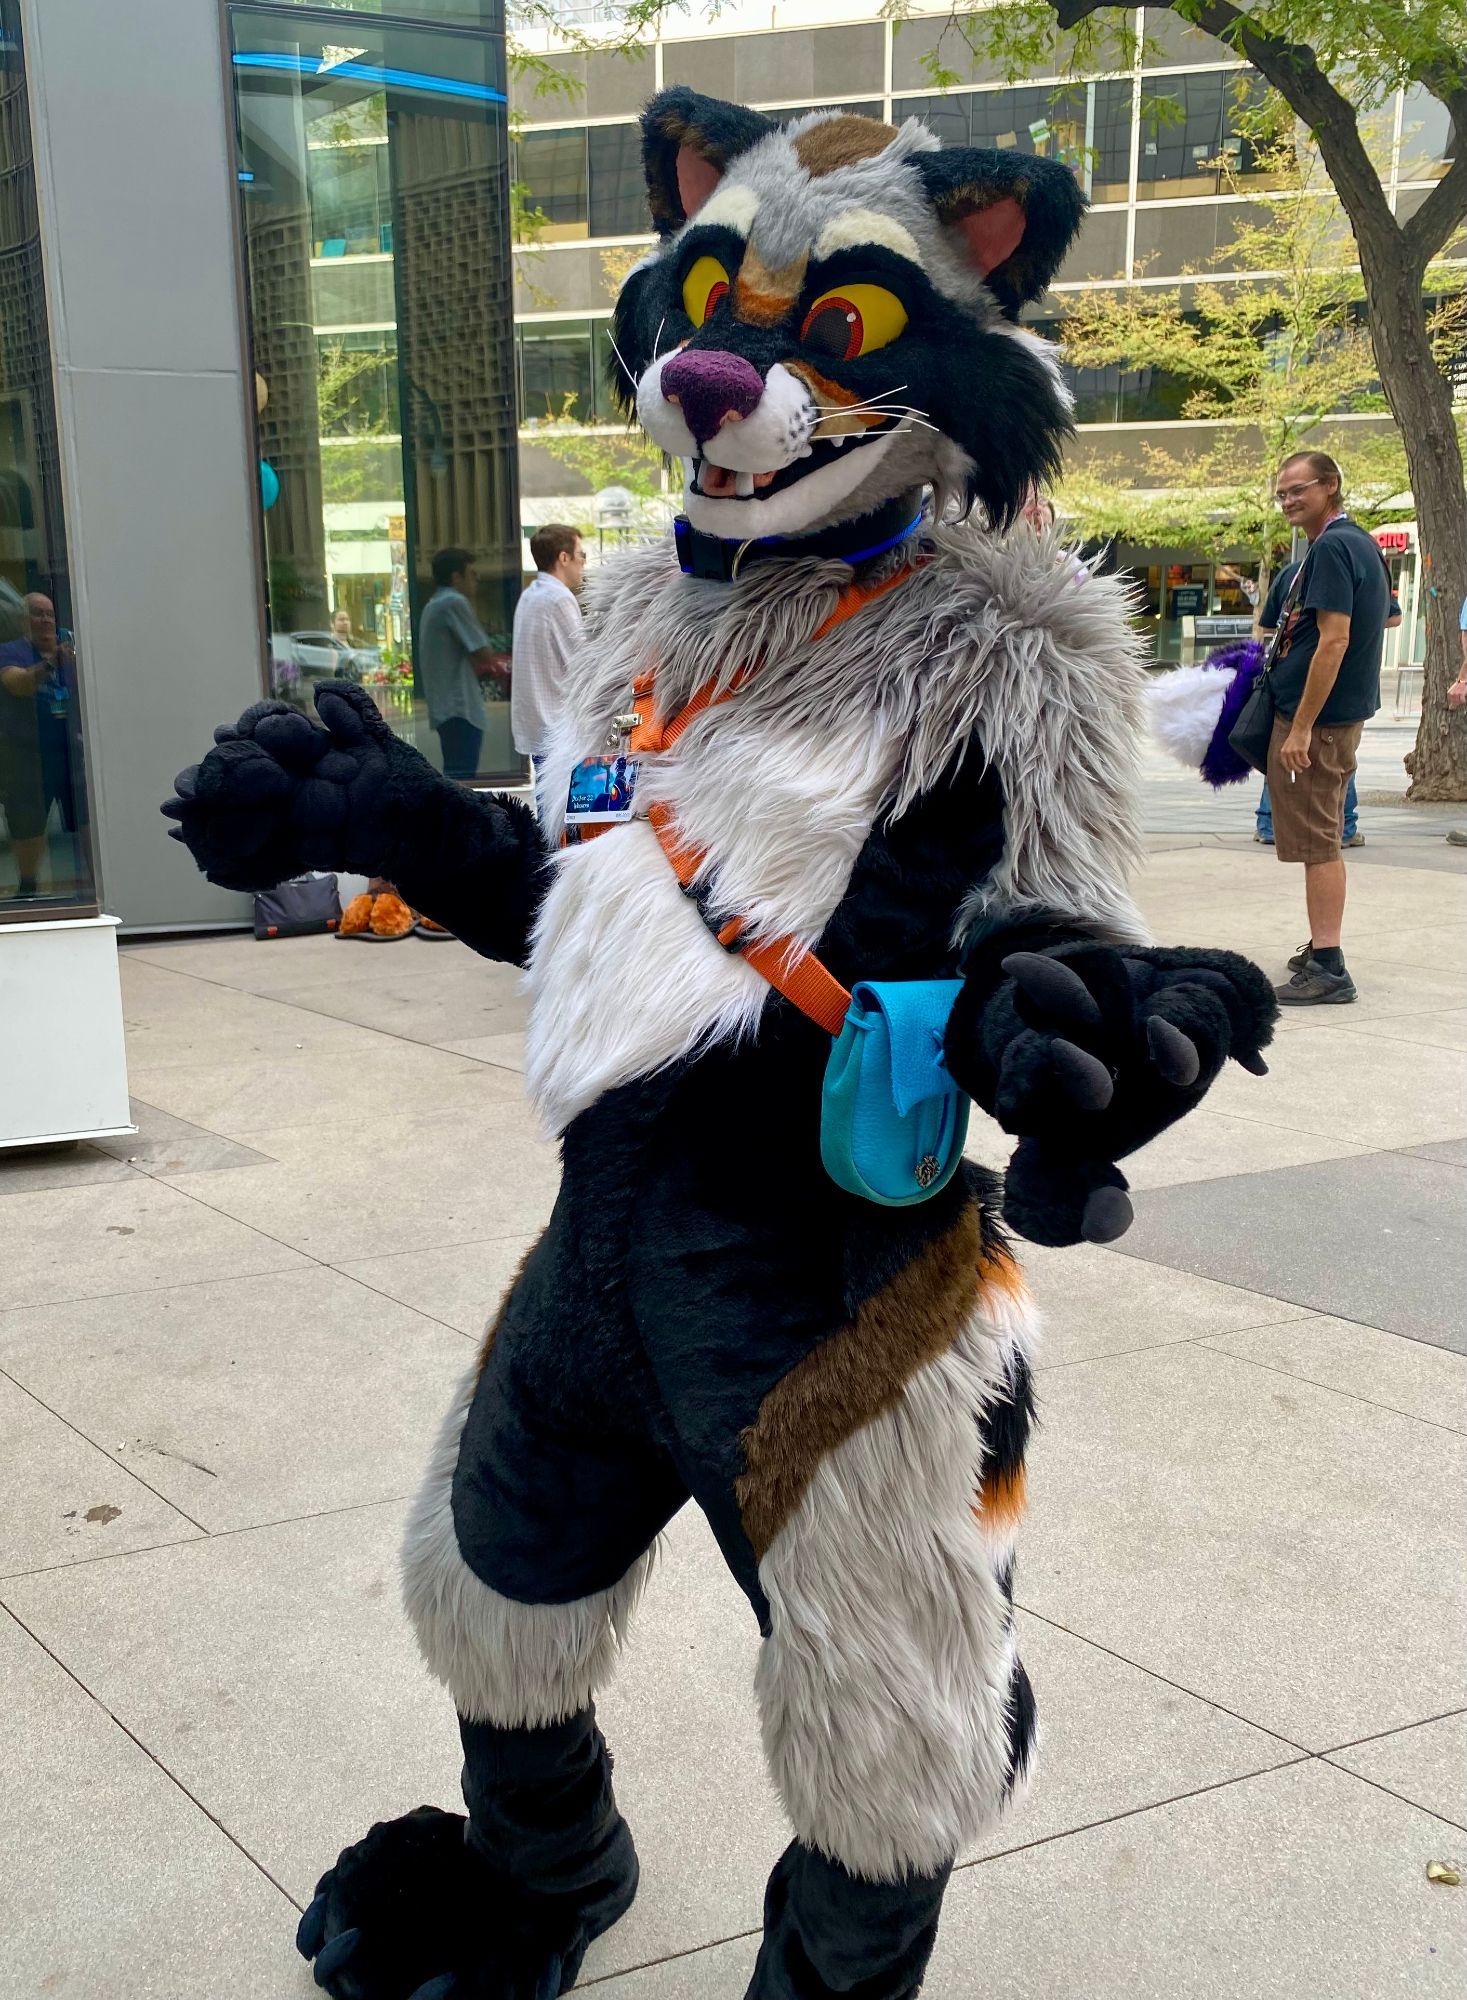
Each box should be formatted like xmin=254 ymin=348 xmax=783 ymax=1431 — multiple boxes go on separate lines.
xmin=688 ymin=429 xmax=885 ymax=503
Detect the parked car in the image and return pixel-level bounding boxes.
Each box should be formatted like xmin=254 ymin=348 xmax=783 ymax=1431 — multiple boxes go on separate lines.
xmin=269 ymin=630 xmax=380 ymax=704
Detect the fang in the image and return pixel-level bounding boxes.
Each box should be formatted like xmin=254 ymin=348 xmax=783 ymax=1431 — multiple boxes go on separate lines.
xmin=735 ymin=471 xmax=755 ymax=497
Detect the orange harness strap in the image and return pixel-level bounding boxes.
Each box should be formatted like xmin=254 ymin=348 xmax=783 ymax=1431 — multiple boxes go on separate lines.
xmin=628 ymin=562 xmax=925 ymax=1038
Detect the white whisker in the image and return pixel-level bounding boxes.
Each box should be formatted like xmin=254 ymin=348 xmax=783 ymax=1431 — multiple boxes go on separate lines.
xmin=652 ymin=316 xmax=668 ymax=361
xmin=604 ymin=325 xmax=638 ymax=388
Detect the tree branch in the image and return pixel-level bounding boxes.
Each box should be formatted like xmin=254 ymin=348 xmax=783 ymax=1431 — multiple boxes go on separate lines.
xmin=1401 ymin=86 xmax=1467 ymax=265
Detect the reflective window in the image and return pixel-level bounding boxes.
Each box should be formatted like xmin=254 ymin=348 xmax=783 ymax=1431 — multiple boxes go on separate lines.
xmin=519 ymin=319 xmax=595 ymax=421
xmin=894 ymin=82 xmax=1131 ymax=202
xmin=1137 ymin=70 xmax=1277 ymax=197
xmin=0 ymin=1 xmax=95 ymax=912
xmin=1398 ymin=85 xmax=1453 ymax=183
xmin=231 ymin=4 xmax=522 ymax=783
xmin=517 ymin=127 xmax=589 ymax=237
xmin=587 ymin=124 xmax=647 ymax=236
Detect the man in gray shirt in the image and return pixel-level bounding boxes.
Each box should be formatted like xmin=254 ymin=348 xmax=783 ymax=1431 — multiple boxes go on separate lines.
xmin=419 ymin=546 xmax=498 ymax=780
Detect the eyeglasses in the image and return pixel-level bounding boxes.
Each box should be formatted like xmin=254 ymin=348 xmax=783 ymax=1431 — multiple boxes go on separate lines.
xmin=1274 ymin=478 xmax=1322 ymax=504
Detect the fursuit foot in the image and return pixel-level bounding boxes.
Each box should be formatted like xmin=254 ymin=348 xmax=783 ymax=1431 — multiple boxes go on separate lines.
xmin=296 ymin=1806 xmax=637 ymax=1999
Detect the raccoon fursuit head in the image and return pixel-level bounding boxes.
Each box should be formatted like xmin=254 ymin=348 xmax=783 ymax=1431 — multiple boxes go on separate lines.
xmin=162 ymin=85 xmax=1278 ymax=2000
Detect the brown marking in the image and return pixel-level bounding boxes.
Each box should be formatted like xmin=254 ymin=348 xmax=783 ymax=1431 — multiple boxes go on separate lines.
xmin=793 ymin=115 xmax=899 ymax=177
xmin=784 ymin=362 xmax=888 ymax=437
xmin=736 ymin=1202 xmax=987 ymax=1559
xmin=733 ymin=244 xmax=807 ymax=327
xmin=974 ymin=1463 xmax=1028 ymax=1535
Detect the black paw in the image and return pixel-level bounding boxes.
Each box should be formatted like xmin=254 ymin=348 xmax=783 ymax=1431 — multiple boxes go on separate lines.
xmin=1002 ymin=1139 xmax=1133 ymax=1248
xmin=160 ymin=680 xmax=416 ymax=893
xmin=296 ymin=1807 xmax=594 ymax=1999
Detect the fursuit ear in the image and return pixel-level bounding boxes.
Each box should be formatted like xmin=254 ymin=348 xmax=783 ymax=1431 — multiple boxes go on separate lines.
xmin=641 ymin=88 xmax=775 ymax=236
xmin=914 ymin=150 xmax=1086 ymax=319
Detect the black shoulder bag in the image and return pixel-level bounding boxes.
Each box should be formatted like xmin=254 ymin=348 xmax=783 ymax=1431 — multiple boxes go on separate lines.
xmin=1227 ymin=547 xmax=1317 ymax=777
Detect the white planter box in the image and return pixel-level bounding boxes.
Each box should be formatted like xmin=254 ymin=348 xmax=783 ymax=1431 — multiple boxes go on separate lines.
xmin=0 ymin=915 xmax=135 ymax=1149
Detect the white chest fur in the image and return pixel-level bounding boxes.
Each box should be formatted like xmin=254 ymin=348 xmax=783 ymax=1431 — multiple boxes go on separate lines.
xmin=522 ymin=683 xmax=904 ymax=1135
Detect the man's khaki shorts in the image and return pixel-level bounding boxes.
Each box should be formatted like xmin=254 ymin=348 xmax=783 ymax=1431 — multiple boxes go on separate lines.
xmin=1267 ymin=714 xmax=1365 ymax=864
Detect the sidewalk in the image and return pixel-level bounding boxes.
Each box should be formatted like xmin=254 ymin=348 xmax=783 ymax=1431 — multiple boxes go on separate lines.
xmin=2 ymin=760 xmax=1464 ymax=1998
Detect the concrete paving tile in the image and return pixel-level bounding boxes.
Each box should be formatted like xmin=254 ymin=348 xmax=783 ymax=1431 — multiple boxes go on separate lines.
xmin=338 ymin=1232 xmax=539 ymax=1337
xmin=0 ymin=1175 xmax=308 ymax=1311
xmin=128 ymin=935 xmax=527 ymax=1048
xmin=0 ymin=1268 xmax=475 ymax=1532
xmin=1329 ymin=1713 xmax=1467 ymax=1830
xmin=440 ymin=1029 xmax=528 ymax=1072
xmin=1404 ymin=1136 xmax=1467 ymax=1166
xmin=1020 ymin=1343 xmax=1467 ymax=1748
xmin=1020 ymin=1241 xmax=1310 ymax=1368
xmin=93 ymin=1098 xmax=273 ymax=1175
xmin=0 ymin=1142 xmax=136 ymax=1193
xmin=0 ymin=1373 xmax=201 ymax=1575
xmin=127 ymin=1039 xmax=526 ymax=1141
xmin=1115 ymin=1151 xmax=1467 ymax=1350
xmin=586 ymin=1763 xmax=1467 ymax=1999
xmin=165 ymin=1102 xmax=560 ymax=1263
xmin=0 ymin=1608 xmax=300 ymax=2000
xmin=0 ymin=1500 xmax=463 ymax=1907
xmin=1203 ymin=1022 xmax=1467 ymax=1150
xmin=1121 ymin=1105 xmax=1367 ymax=1192
xmin=1386 ymin=924 xmax=1467 ymax=975
xmin=1203 ymin=1314 xmax=1467 ymax=1433
xmin=119 ymin=954 xmax=388 ymax=1068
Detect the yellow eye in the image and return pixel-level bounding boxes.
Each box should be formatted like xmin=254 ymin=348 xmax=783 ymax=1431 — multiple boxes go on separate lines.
xmin=800 ymin=283 xmax=908 ymax=361
xmin=681 ymin=255 xmax=731 ymax=326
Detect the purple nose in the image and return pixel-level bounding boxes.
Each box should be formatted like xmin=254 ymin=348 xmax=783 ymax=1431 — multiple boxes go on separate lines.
xmin=660 ymin=350 xmax=764 ymax=444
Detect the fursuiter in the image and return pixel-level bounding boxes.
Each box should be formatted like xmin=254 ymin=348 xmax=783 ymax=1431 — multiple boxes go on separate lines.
xmin=163 ymin=91 xmax=1278 ymax=2000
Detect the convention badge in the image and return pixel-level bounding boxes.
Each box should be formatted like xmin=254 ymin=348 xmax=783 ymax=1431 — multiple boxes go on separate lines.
xmin=564 ymin=753 xmax=640 ymax=827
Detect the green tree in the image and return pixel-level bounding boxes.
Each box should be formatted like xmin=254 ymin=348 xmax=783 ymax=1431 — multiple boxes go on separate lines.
xmin=1057 ymin=136 xmax=1422 ymax=589
xmin=905 ymin=0 xmax=1467 ymax=794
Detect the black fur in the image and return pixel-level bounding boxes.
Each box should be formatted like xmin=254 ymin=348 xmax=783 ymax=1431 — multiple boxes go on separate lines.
xmin=750 ymin=1840 xmax=951 ymax=1999
xmin=641 ymin=87 xmax=775 ymax=235
xmin=160 ymin=682 xmax=549 ymax=964
xmin=914 ymin=147 xmax=1087 ymax=318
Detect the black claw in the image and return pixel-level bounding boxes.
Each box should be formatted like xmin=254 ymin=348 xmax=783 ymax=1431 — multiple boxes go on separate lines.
xmin=213 ymin=723 xmax=239 ymax=744
xmin=1234 ymin=1048 xmax=1269 ymax=1077
xmin=408 ymin=1977 xmax=458 ymax=2000
xmin=313 ymin=1928 xmax=362 ymax=1983
xmin=1146 ymin=1015 xmax=1201 ymax=1087
xmin=171 ymin=765 xmax=200 ymax=801
xmin=1002 ymin=952 xmax=1103 ymax=1027
xmin=296 ymin=1894 xmax=329 ymax=1961
xmin=1051 ymin=1037 xmax=1114 ymax=1111
xmin=1081 ymin=1185 xmax=1133 ymax=1244
xmin=160 ymin=797 xmax=185 ymax=820
xmin=166 ymin=825 xmax=185 ymax=842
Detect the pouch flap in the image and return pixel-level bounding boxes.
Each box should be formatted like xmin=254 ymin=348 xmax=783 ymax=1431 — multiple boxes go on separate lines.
xmin=849 ymin=979 xmax=963 ymax=1116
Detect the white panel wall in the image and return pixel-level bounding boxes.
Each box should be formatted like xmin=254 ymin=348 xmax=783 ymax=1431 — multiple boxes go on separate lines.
xmin=25 ymin=0 xmax=262 ymax=926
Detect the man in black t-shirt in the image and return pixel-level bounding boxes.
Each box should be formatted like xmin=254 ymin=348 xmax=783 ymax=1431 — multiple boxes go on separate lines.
xmin=1261 ymin=452 xmax=1392 ymax=1006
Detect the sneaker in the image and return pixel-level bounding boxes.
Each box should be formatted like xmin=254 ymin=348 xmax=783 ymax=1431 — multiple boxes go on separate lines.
xmin=1275 ymin=958 xmax=1357 ymax=1006
xmin=1343 ymin=832 xmax=1365 ymax=848
xmin=1286 ymin=940 xmax=1313 ymax=972
xmin=1253 ymin=830 xmax=1274 ymax=845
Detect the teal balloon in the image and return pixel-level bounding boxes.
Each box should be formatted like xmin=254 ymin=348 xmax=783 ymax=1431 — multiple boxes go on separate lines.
xmin=259 ymin=460 xmax=280 ymax=510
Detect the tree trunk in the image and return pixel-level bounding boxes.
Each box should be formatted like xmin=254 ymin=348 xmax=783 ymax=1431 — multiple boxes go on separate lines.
xmin=1356 ymin=236 xmax=1467 ymax=800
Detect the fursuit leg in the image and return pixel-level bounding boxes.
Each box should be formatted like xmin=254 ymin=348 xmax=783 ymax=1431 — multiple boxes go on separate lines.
xmin=300 ymin=1242 xmax=688 ymax=2000
xmin=736 ymin=1223 xmax=1040 ymax=1998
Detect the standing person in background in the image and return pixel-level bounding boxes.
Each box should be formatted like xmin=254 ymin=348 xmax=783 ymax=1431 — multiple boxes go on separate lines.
xmin=1444 ymin=597 xmax=1467 ymax=849
xmin=1254 ymin=544 xmax=1400 ymax=851
xmin=418 ymin=547 xmax=499 ymax=782
xmin=331 ymin=607 xmax=355 ymax=648
xmin=1263 ymin=452 xmax=1392 ymax=1005
xmin=511 ymin=525 xmax=586 ymax=785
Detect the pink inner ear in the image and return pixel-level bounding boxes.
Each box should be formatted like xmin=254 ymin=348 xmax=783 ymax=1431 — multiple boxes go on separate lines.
xmin=955 ymin=196 xmax=1026 ymax=277
xmin=675 ymin=146 xmax=722 ymax=220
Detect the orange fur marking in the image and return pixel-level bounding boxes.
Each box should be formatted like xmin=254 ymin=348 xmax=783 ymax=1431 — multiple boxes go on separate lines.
xmin=975 ymin=1463 xmax=1028 ymax=1533
xmin=785 ymin=362 xmax=887 ymax=436
xmin=733 ymin=245 xmax=806 ymax=327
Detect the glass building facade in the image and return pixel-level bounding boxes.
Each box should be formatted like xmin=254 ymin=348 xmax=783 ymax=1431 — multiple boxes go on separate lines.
xmin=0 ymin=0 xmax=94 ymax=915
xmin=230 ymin=0 xmax=523 ymax=780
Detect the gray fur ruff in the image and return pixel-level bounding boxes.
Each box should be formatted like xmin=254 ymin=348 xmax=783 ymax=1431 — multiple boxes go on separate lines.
xmin=554 ymin=518 xmax=1151 ymax=950
xmin=401 ymin=1371 xmax=654 ymax=1726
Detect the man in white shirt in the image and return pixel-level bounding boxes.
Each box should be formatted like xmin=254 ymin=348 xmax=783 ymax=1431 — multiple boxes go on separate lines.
xmin=511 ymin=525 xmax=586 ymax=777
xmin=419 ymin=547 xmax=499 ymax=781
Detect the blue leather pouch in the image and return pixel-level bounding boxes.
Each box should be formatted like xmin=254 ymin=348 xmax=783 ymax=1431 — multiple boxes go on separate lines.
xmin=820 ymin=980 xmax=969 ymax=1206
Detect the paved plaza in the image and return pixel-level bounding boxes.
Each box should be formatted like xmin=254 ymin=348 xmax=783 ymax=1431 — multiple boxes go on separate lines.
xmin=3 ymin=725 xmax=1465 ymax=1997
